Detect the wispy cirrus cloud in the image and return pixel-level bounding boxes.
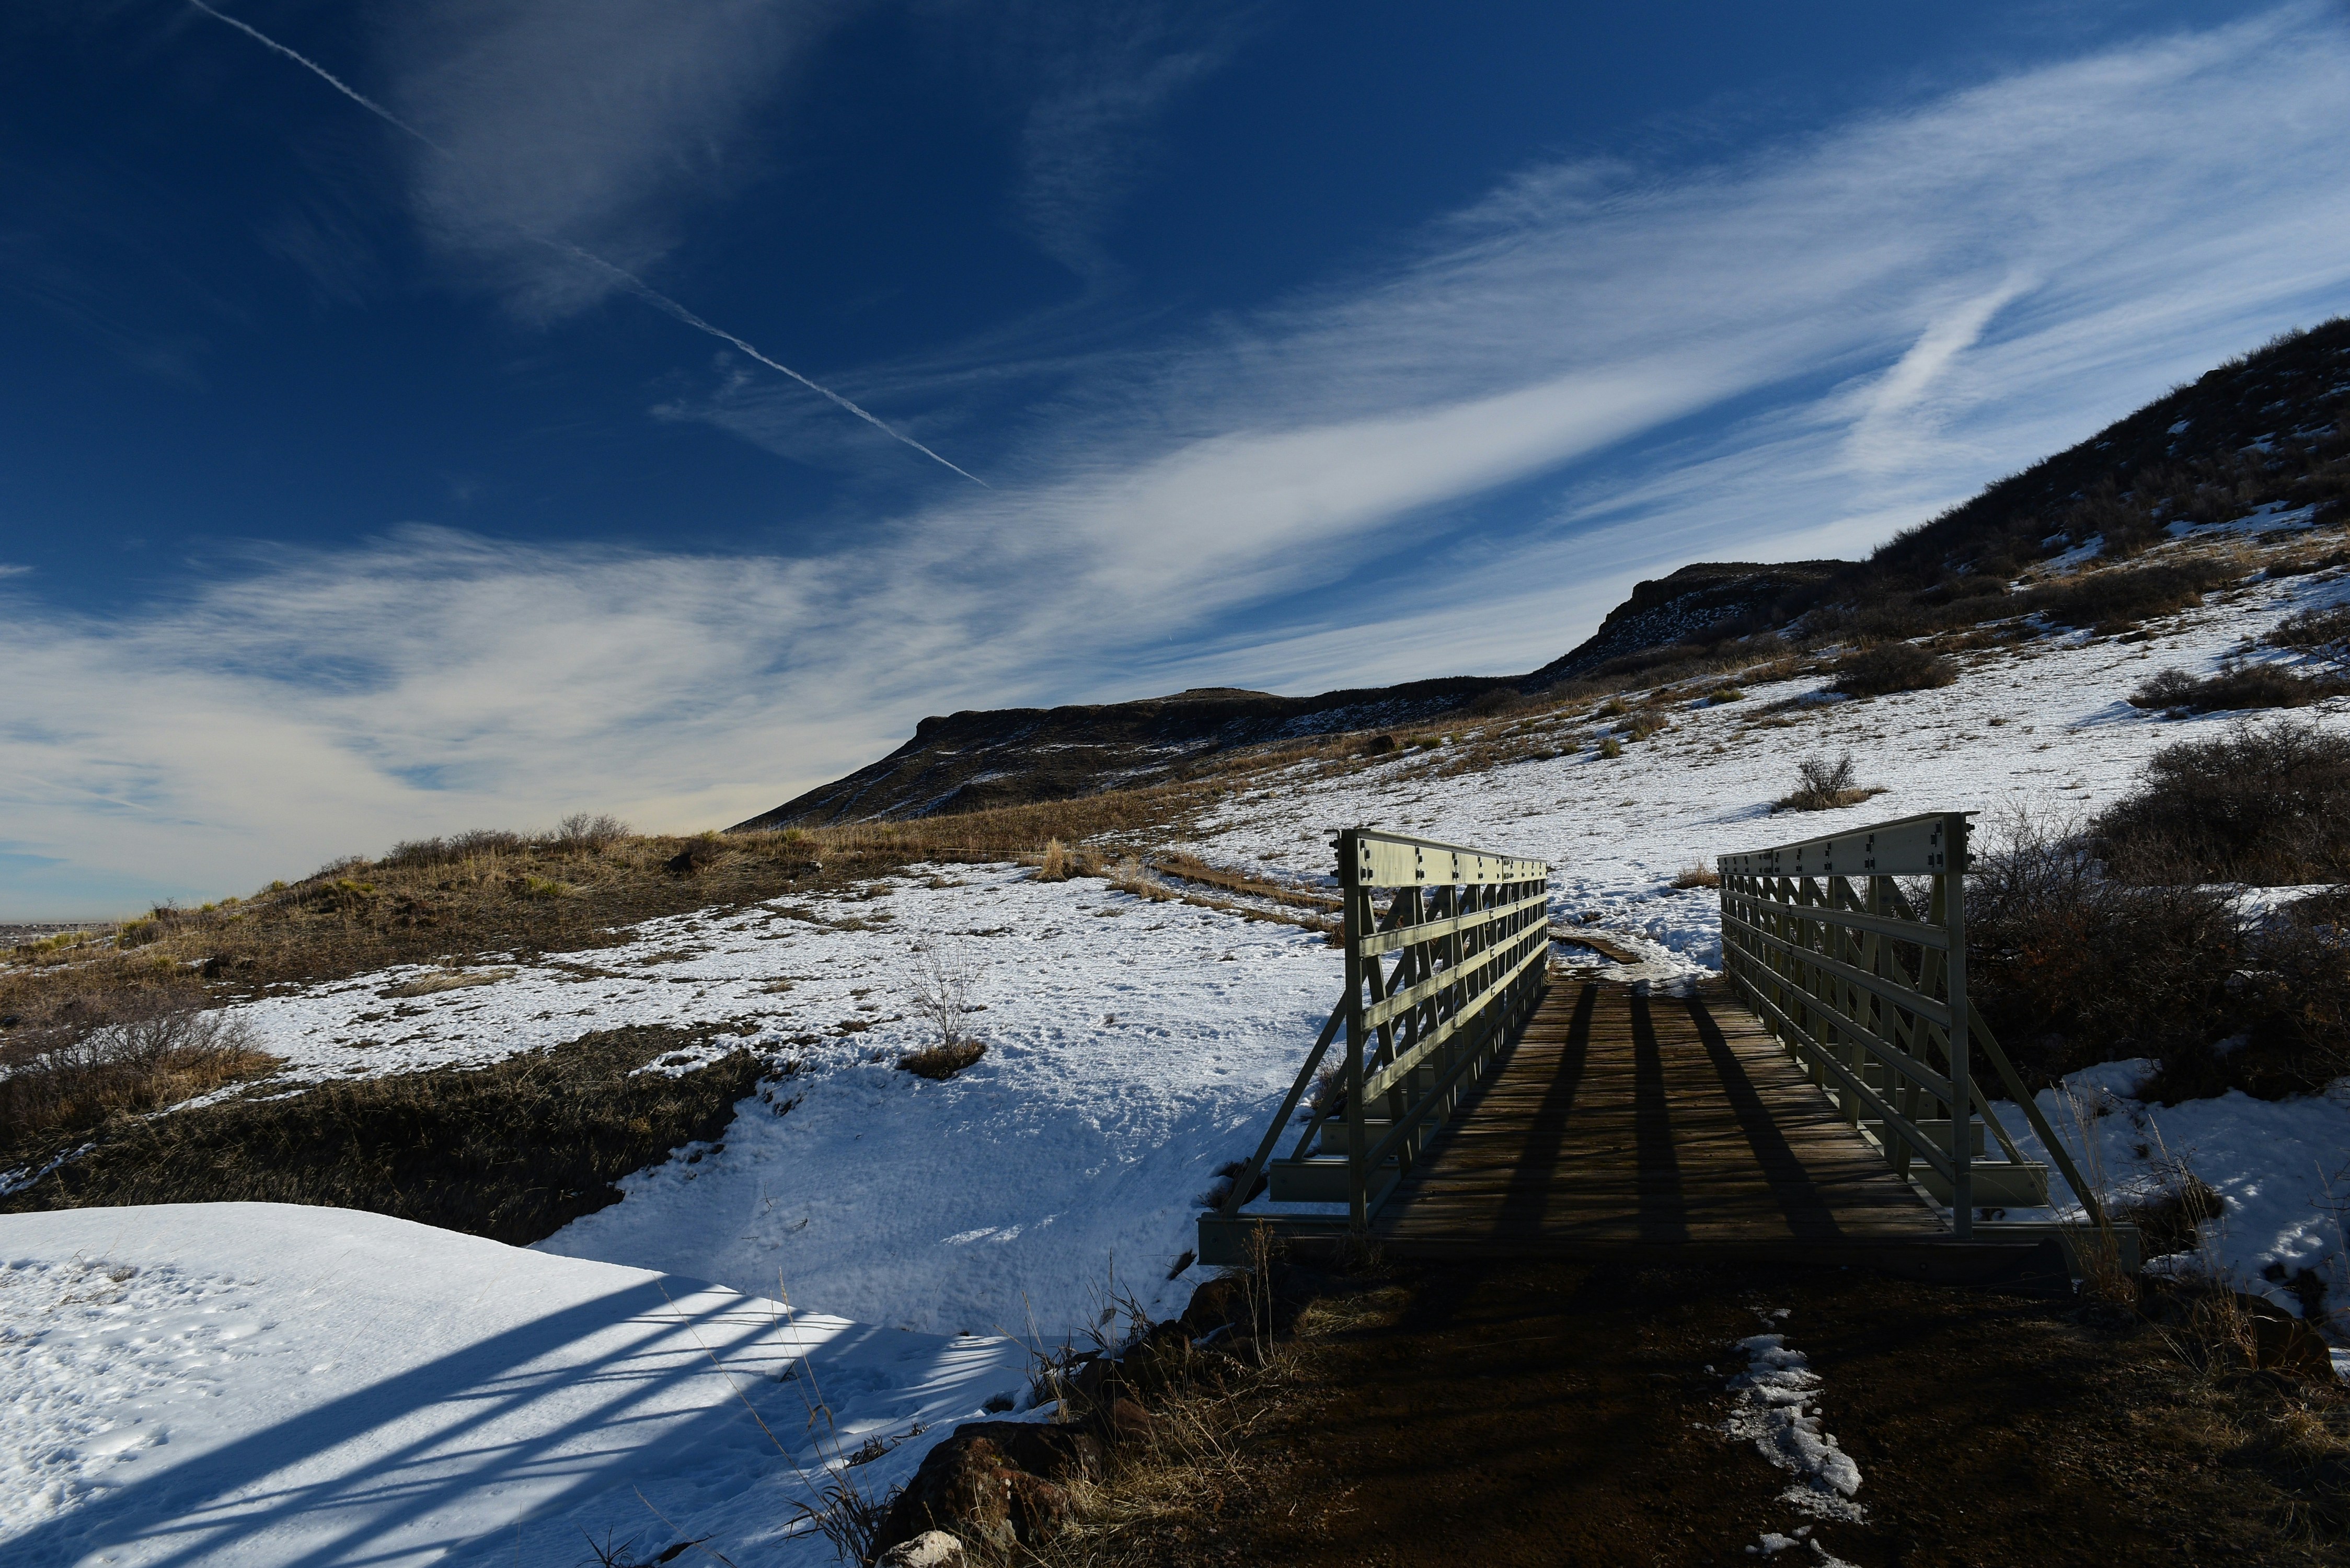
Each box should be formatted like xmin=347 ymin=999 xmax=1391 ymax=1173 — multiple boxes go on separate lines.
xmin=384 ymin=0 xmax=843 ymax=318
xmin=1000 ymin=1 xmax=1253 ymax=282
xmin=9 ymin=6 xmax=2350 ymax=915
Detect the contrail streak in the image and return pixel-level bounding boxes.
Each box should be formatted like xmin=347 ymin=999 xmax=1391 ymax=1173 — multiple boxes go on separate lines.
xmin=185 ymin=1 xmax=985 ymax=485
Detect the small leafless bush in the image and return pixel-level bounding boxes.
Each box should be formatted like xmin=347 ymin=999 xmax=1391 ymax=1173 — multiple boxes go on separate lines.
xmin=547 ymin=812 xmax=631 ymax=854
xmin=1968 ymin=807 xmax=2242 ymax=1089
xmin=1831 ymin=642 xmax=1957 ymax=698
xmin=905 ymin=933 xmax=982 ymax=1070
xmin=380 ymin=828 xmax=528 ymax=869
xmin=2268 ymin=602 xmax=2350 ymax=660
xmin=1669 ymin=862 xmax=1721 ymax=890
xmin=2114 ymin=1172 xmax=2229 ymax=1260
xmin=1775 ymin=752 xmax=1876 ymax=811
xmin=1596 ymin=736 xmax=1625 ymax=759
xmin=897 ymin=1039 xmax=985 ymax=1080
xmin=1196 ymin=1157 xmax=1266 ymax=1210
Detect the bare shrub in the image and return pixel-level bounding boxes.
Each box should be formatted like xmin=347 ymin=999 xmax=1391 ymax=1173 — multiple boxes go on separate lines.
xmin=1831 ymin=642 xmax=1957 ymax=698
xmin=2114 ymin=1172 xmax=2228 ymax=1260
xmin=2092 ymin=719 xmax=2350 ymax=883
xmin=1967 ymin=808 xmax=2242 ymax=1089
xmin=1596 ymin=736 xmax=1624 ymax=759
xmin=1669 ymin=862 xmax=1721 ymax=890
xmin=2127 ymin=662 xmax=2347 ymax=713
xmin=1 ymin=998 xmax=278 ymax=1149
xmin=906 ymin=934 xmax=981 ymax=1062
xmin=1195 ymin=1157 xmax=1266 ymax=1210
xmin=4 ymin=1025 xmax=769 ymax=1240
xmin=2268 ymin=602 xmax=2350 ymax=660
xmin=896 ymin=1039 xmax=985 ymax=1080
xmin=547 ymin=812 xmax=630 ymax=854
xmin=2023 ymin=559 xmax=2234 ymax=628
xmin=1775 ymin=752 xmax=1876 ymax=812
xmin=381 ymin=828 xmax=528 ymax=869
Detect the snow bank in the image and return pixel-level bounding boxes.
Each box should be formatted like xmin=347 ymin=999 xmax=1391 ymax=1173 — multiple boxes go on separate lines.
xmin=0 ymin=1204 xmax=1030 ymax=1568
xmin=1995 ymin=1062 xmax=2350 ymax=1320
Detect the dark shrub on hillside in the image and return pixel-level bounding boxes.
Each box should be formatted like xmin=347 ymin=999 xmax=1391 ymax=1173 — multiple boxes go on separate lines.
xmin=2024 ymin=560 xmax=2234 ymax=629
xmin=1831 ymin=642 xmax=1957 ymax=698
xmin=1911 ymin=575 xmax=2012 ymax=607
xmin=2267 ymin=603 xmax=2350 ymax=658
xmin=2127 ymin=662 xmax=2349 ymax=713
xmin=2092 ymin=720 xmax=2350 ymax=883
xmin=1966 ymin=811 xmax=2243 ymax=1090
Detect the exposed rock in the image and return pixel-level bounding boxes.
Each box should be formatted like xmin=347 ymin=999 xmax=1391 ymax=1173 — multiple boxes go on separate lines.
xmin=874 ymin=1530 xmax=967 ymax=1568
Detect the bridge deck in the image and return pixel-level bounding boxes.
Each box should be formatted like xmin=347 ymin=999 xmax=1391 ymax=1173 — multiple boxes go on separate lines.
xmin=1372 ymin=975 xmax=1950 ymax=1259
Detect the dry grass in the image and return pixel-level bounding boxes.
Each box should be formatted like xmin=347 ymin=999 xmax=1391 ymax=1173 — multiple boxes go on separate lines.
xmin=1 ymin=994 xmax=279 ymax=1160
xmin=1668 ymin=862 xmax=1721 ymax=890
xmin=2 ymin=1024 xmax=773 ymax=1241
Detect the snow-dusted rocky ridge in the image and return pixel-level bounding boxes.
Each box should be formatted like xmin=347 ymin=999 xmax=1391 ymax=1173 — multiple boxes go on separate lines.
xmin=8 ymin=526 xmax=2350 ymax=1565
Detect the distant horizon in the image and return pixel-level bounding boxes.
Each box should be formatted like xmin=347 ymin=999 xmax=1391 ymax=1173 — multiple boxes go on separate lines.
xmin=6 ymin=2 xmax=2350 ymax=918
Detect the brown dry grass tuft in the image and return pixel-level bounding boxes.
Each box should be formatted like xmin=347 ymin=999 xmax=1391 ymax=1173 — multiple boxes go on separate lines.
xmin=1668 ymin=862 xmax=1721 ymax=890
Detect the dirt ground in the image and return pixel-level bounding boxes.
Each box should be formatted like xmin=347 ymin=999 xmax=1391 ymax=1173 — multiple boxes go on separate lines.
xmin=1104 ymin=1258 xmax=2346 ymax=1567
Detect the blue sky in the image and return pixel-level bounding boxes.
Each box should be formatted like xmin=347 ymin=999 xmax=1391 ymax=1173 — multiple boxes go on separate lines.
xmin=5 ymin=1 xmax=2350 ymax=917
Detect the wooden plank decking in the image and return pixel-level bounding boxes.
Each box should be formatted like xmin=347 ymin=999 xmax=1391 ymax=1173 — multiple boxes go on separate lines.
xmin=1372 ymin=974 xmax=1950 ymax=1259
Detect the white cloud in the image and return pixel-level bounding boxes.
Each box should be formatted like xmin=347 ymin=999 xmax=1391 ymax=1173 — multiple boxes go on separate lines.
xmin=9 ymin=6 xmax=2350 ymax=915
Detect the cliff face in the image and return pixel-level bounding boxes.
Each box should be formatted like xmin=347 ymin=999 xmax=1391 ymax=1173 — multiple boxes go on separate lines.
xmin=1522 ymin=560 xmax=1851 ymax=685
xmin=728 ymin=678 xmax=1514 ymax=829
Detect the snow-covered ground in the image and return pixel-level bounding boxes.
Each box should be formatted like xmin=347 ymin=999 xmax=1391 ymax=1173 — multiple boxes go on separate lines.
xmin=0 ymin=1205 xmax=1031 ymax=1568
xmin=7 ymin=542 xmax=2350 ymax=1564
xmin=1185 ymin=550 xmax=2350 ymax=982
xmin=216 ymin=866 xmax=1336 ymax=1334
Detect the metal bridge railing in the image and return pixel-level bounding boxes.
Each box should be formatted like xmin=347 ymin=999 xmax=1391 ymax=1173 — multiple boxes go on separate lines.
xmin=1718 ymin=811 xmax=2108 ymax=1241
xmin=1197 ymin=828 xmax=1550 ymax=1265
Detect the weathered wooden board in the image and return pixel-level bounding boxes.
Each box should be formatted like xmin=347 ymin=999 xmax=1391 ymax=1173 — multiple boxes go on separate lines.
xmin=1373 ymin=978 xmax=1949 ymax=1254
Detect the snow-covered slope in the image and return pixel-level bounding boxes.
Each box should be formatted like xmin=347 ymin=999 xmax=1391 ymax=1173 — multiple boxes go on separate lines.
xmin=0 ymin=1204 xmax=1030 ymax=1568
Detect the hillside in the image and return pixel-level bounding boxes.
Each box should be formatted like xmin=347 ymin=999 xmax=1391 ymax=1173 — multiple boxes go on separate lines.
xmin=738 ymin=317 xmax=2350 ymax=829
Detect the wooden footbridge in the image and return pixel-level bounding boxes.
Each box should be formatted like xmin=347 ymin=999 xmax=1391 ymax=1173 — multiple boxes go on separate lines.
xmin=1197 ymin=818 xmax=2132 ymax=1278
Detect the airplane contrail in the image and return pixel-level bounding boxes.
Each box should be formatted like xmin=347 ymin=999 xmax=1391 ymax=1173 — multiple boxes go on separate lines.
xmin=185 ymin=0 xmax=986 ymax=486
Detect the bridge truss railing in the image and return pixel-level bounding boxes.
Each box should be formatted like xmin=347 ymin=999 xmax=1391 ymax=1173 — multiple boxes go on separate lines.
xmin=1197 ymin=828 xmax=1550 ymax=1265
xmin=1718 ymin=811 xmax=2109 ymax=1242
